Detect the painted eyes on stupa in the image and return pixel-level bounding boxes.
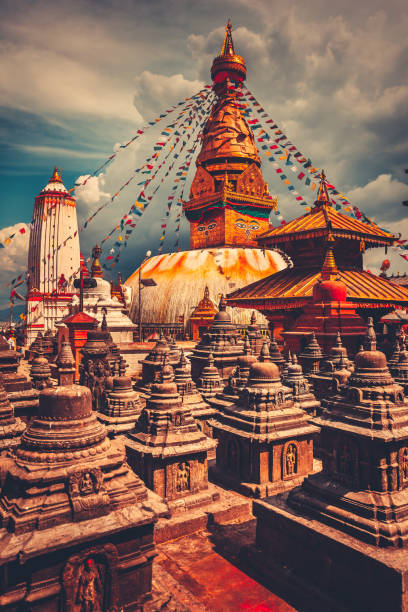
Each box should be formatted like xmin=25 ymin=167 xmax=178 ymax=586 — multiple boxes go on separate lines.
xmin=235 ymin=220 xmax=260 ymax=231
xmin=197 ymin=222 xmax=217 ymax=232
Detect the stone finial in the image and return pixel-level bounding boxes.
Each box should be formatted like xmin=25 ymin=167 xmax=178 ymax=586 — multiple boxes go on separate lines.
xmin=243 ymin=335 xmax=252 ymax=355
xmin=251 ymin=311 xmax=256 ymax=325
xmin=56 ymin=340 xmax=75 ymax=386
xmin=364 ymin=317 xmax=377 ymax=351
xmin=259 ymin=341 xmax=271 ymax=363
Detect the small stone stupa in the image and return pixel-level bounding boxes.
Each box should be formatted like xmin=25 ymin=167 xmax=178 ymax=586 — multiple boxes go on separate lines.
xmin=0 ymin=381 xmax=164 ymax=610
xmin=299 ymin=331 xmax=324 ymax=375
xmin=282 ymin=354 xmax=320 ymax=416
xmin=125 ymin=356 xmax=215 ymax=512
xmin=0 ymin=373 xmax=25 ymax=455
xmin=189 ymin=296 xmax=243 ymax=383
xmin=0 ymin=335 xmax=38 ymax=423
xmin=210 ymin=357 xmax=319 ymax=497
xmin=79 ymin=327 xmax=112 ymax=411
xmin=173 ymin=349 xmax=218 ymax=441
xmin=196 ymin=352 xmax=224 ymax=400
xmin=98 ymin=376 xmax=142 ymax=437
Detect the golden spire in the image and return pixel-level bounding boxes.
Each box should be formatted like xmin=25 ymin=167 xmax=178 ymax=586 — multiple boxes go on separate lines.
xmin=315 ymin=169 xmax=330 ymax=206
xmin=49 ymin=165 xmax=63 ymax=183
xmin=220 ymin=19 xmax=235 ymax=55
xmin=321 ymin=232 xmax=338 ymax=279
xmin=211 ymin=20 xmax=246 ymax=83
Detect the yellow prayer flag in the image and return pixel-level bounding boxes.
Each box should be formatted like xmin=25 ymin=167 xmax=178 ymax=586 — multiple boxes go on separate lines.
xmin=311 ymin=183 xmax=316 ymax=190
xmin=284 ymin=180 xmax=290 ymax=185
xmin=4 ymin=238 xmax=11 ymax=246
xmin=160 ymin=235 xmax=165 ymax=241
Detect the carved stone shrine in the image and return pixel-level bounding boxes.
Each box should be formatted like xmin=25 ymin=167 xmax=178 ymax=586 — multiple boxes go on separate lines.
xmin=0 ymin=381 xmax=164 ymax=611
xmin=210 ymin=358 xmax=319 ymax=497
xmin=0 ymin=335 xmax=38 ymax=423
xmin=98 ymin=376 xmax=142 ymax=437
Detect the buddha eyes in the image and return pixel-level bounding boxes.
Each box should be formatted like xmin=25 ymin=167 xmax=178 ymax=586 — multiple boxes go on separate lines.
xmin=248 ymin=222 xmax=260 ymax=231
xmin=207 ymin=222 xmax=216 ymax=230
xmin=197 ymin=222 xmax=217 ymax=232
xmin=197 ymin=226 xmax=206 ymax=231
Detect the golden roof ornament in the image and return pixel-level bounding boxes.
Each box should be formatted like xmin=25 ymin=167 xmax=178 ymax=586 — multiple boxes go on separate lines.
xmin=315 ymin=169 xmax=331 ymax=207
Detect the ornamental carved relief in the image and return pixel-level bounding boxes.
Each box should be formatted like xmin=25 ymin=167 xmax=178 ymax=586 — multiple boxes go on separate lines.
xmin=236 ymin=163 xmax=267 ymax=198
xmin=68 ymin=467 xmax=109 ymax=520
xmin=282 ymin=441 xmax=299 ymax=479
xmin=399 ymin=447 xmax=408 ymax=488
xmin=62 ymin=543 xmax=119 ymax=612
xmin=176 ymin=461 xmax=190 ymax=493
xmin=190 ymin=166 xmax=215 ymax=199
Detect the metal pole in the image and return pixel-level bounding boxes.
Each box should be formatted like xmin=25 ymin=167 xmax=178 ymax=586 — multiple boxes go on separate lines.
xmin=138 ymin=264 xmax=142 ymax=342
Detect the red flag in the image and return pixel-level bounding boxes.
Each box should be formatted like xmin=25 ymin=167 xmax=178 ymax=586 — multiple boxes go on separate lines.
xmin=19 ymin=227 xmax=26 ymax=234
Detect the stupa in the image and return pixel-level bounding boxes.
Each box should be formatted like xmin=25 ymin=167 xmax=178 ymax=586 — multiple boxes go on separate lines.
xmin=125 ymin=356 xmax=216 ymax=513
xmin=65 ymin=244 xmax=136 ymax=343
xmin=189 ymin=296 xmax=243 ymax=382
xmin=189 ymin=286 xmax=218 ymax=341
xmin=0 ymin=381 xmax=164 ymax=610
xmin=228 ymin=171 xmax=408 ymax=347
xmin=26 ymin=167 xmax=80 ymax=345
xmin=125 ymin=21 xmax=284 ymax=330
xmin=196 ymin=352 xmax=224 ymax=399
xmin=250 ymin=320 xmax=408 ymax=611
xmin=0 ymin=335 xmax=38 ymax=423
xmin=79 ymin=328 xmax=113 ymax=412
xmin=210 ymin=357 xmax=319 ymax=497
xmin=0 ymin=374 xmax=25 ymax=455
xmin=173 ymin=349 xmax=218 ymax=441
xmin=98 ymin=376 xmax=143 ymax=436
xmin=299 ymin=331 xmax=324 ymax=375
xmin=282 ymin=354 xmax=320 ymax=416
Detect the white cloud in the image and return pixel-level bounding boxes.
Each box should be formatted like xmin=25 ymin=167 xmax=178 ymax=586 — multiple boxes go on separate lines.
xmin=133 ymin=71 xmax=204 ymax=118
xmin=0 ymin=224 xmax=30 ymax=309
xmin=348 ymin=174 xmax=408 ymax=224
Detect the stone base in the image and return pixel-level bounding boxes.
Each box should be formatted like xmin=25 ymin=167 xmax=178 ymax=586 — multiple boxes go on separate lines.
xmin=210 ymin=459 xmax=322 ymax=499
xmin=248 ymin=492 xmax=408 ymax=612
xmin=155 ymin=483 xmax=252 ymax=544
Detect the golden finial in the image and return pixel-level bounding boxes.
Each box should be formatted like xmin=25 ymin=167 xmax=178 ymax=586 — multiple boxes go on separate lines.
xmin=321 ymin=233 xmax=338 ymax=279
xmin=315 ymin=169 xmax=330 ymax=206
xmin=49 ymin=165 xmax=63 ymax=183
xmin=221 ymin=19 xmax=235 ymax=56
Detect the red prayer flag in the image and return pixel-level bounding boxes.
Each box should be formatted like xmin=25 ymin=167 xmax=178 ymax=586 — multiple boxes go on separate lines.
xmin=19 ymin=227 xmax=26 ymax=234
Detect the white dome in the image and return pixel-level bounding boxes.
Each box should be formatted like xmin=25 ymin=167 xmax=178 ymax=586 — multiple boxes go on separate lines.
xmin=125 ymin=247 xmax=285 ymax=326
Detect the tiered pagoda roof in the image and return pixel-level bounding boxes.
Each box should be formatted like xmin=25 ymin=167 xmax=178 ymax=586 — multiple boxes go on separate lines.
xmin=228 ymin=171 xmax=408 ymax=310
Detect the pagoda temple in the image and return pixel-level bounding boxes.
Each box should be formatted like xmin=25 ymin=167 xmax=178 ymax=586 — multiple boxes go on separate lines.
xmin=228 ymin=171 xmax=408 ymax=353
xmin=125 ymin=21 xmax=284 ymax=329
xmin=26 ymin=167 xmax=80 ymax=345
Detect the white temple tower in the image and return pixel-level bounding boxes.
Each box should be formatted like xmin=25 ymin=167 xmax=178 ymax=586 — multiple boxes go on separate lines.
xmin=26 ymin=167 xmax=80 ymax=344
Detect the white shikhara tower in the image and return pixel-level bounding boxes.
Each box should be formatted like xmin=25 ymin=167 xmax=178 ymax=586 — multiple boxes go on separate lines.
xmin=26 ymin=167 xmax=80 ymax=344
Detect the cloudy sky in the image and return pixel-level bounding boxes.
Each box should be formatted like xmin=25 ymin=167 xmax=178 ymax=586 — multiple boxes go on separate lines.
xmin=0 ymin=0 xmax=407 ymax=311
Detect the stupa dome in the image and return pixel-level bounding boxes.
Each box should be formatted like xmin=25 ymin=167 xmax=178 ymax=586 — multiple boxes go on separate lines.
xmin=126 ymin=247 xmax=284 ymax=327
xmin=247 ymin=360 xmax=281 ymax=386
xmin=312 ymin=277 xmax=347 ymax=302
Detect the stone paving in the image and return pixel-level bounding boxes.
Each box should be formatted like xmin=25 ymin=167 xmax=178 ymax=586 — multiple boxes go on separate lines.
xmin=150 ymin=520 xmax=296 ymax=611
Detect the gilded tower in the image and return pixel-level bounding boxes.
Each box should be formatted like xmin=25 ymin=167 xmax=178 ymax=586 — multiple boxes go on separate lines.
xmin=183 ymin=20 xmax=277 ymax=249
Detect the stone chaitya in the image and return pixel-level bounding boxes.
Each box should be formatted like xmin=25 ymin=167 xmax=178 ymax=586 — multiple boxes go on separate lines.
xmin=173 ymin=349 xmax=218 ymax=441
xmin=79 ymin=328 xmax=113 ymax=412
xmin=138 ymin=336 xmax=180 ymax=392
xmin=29 ymin=341 xmax=53 ymax=390
xmin=246 ymin=311 xmax=266 ymax=355
xmin=189 ymin=296 xmax=243 ymax=383
xmin=299 ymin=331 xmax=324 ymax=376
xmin=56 ymin=340 xmax=76 ymax=386
xmin=98 ymin=376 xmax=142 ymax=437
xmin=0 ymin=373 xmax=25 ymax=457
xmin=266 ymin=333 xmax=286 ymax=373
xmin=0 ymin=381 xmax=164 ymax=610
xmin=282 ymin=354 xmax=320 ymax=417
xmin=309 ymin=331 xmax=353 ymax=400
xmin=250 ymin=320 xmax=408 ymax=611
xmin=196 ymin=352 xmax=224 ymax=400
xmin=0 ymin=335 xmax=38 ymax=423
xmin=210 ymin=357 xmax=319 ymax=497
xmin=125 ymin=356 xmax=215 ymax=511
xmin=390 ymin=346 xmax=408 ymax=394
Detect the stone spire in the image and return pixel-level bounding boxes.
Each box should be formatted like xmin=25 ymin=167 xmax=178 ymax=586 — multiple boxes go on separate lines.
xmin=267 ymin=331 xmax=286 ymax=372
xmin=0 ymin=373 xmax=25 ymax=454
xmin=282 ymin=354 xmax=320 ymax=416
xmin=299 ymin=332 xmax=324 ymax=375
xmin=364 ymin=316 xmax=377 ymax=351
xmin=56 ymin=340 xmax=76 ymax=386
xmin=196 ymin=352 xmax=224 ymax=399
xmin=259 ymin=340 xmax=272 ymax=363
